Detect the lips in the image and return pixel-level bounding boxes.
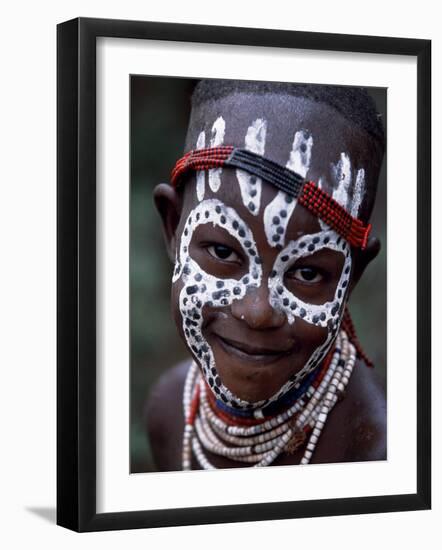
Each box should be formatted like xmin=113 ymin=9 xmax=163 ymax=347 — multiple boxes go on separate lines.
xmin=215 ymin=334 xmax=295 ymax=364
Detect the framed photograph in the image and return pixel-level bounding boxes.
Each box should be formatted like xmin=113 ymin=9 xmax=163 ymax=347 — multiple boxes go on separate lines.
xmin=57 ymin=17 xmax=431 ymax=532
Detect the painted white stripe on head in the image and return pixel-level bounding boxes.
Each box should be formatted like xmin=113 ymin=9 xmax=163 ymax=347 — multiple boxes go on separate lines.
xmin=351 ymin=168 xmax=365 ymax=217
xmin=286 ymin=129 xmax=313 ymax=177
xmin=236 ymin=118 xmax=267 ymax=215
xmin=245 ymin=118 xmax=267 ymax=155
xmin=263 ymin=192 xmax=296 ymax=247
xmin=263 ymin=129 xmax=313 ymax=247
xmin=196 ymin=131 xmax=206 ymax=201
xmin=208 ymin=116 xmax=225 ymax=192
xmin=332 ymin=152 xmax=352 ymax=209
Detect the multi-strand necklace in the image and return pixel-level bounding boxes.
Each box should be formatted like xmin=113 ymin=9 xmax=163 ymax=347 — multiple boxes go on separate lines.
xmin=182 ymin=329 xmax=356 ymax=470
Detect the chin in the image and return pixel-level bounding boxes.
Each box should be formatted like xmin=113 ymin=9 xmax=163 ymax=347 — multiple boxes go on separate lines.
xmin=209 ymin=333 xmax=303 ymax=405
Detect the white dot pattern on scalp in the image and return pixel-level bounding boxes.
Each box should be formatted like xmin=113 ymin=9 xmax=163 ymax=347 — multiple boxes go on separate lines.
xmin=236 ymin=118 xmax=267 ymax=216
xmin=174 ymin=198 xmax=267 ymax=409
xmin=195 ymin=131 xmax=206 ymax=201
xmin=263 ymin=129 xmax=313 ymax=247
xmin=208 ymin=116 xmax=225 ymax=193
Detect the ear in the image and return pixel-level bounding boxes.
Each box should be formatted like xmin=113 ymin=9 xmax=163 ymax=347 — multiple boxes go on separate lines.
xmin=348 ymin=236 xmax=381 ymax=294
xmin=153 ymin=183 xmax=182 ymax=263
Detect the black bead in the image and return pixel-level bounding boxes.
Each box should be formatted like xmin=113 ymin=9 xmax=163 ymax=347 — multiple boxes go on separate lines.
xmin=272 ymin=216 xmax=280 ymax=225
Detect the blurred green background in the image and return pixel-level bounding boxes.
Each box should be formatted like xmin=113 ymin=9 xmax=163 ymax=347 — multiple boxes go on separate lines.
xmin=130 ymin=77 xmax=387 ymax=473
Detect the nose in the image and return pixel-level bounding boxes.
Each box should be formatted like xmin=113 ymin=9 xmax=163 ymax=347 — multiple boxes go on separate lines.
xmin=231 ymin=281 xmax=286 ymax=330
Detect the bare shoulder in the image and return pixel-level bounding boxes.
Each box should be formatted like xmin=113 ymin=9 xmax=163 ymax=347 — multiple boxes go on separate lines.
xmin=341 ymin=361 xmax=387 ymax=460
xmin=144 ymin=359 xmax=192 ymax=471
xmin=314 ymin=360 xmax=387 ymax=464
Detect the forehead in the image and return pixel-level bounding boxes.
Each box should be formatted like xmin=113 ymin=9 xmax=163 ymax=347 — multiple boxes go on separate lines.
xmin=185 ymin=92 xmax=370 ymax=186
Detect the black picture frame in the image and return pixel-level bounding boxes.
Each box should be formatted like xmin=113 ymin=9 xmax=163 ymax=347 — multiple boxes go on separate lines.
xmin=57 ymin=17 xmax=431 ymax=532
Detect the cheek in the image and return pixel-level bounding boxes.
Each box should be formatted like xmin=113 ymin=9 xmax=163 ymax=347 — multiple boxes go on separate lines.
xmin=171 ymin=280 xmax=185 ymax=338
xmin=288 ymin=316 xmax=330 ymax=362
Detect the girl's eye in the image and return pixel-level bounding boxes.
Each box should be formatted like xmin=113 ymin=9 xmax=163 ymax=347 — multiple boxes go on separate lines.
xmin=291 ymin=267 xmax=323 ymax=283
xmin=207 ymin=244 xmax=240 ymax=263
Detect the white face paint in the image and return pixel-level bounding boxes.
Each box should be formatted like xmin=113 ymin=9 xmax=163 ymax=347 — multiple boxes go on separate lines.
xmin=263 ymin=130 xmax=313 ymax=247
xmin=174 ymin=198 xmax=264 ymax=409
xmin=174 ymin=197 xmax=351 ymax=411
xmin=331 ymin=152 xmax=352 ymax=207
xmin=236 ymin=118 xmax=267 ymax=216
xmin=195 ymin=131 xmax=206 ymax=201
xmin=266 ymin=229 xmax=351 ymax=399
xmin=208 ymin=116 xmax=225 ymax=193
xmin=331 ymin=153 xmax=366 ymax=216
xmin=173 ymin=120 xmax=362 ymax=411
xmin=351 ymin=168 xmax=365 ymax=217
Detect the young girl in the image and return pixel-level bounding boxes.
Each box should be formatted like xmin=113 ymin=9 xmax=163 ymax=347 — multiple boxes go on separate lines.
xmin=145 ymin=79 xmax=386 ymax=471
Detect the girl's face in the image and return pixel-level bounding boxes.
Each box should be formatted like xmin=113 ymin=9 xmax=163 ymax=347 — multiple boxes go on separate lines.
xmin=171 ymin=172 xmax=352 ymax=409
xmin=161 ymin=97 xmax=379 ymax=410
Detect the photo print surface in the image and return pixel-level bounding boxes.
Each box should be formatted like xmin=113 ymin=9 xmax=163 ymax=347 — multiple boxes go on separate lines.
xmin=130 ymin=77 xmax=387 ymax=473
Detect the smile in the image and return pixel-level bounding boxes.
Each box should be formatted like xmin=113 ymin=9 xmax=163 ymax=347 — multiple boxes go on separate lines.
xmin=215 ymin=334 xmax=294 ymax=364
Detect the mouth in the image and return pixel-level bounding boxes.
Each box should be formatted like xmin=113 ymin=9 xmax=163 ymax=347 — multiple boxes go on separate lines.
xmin=215 ymin=334 xmax=295 ymax=365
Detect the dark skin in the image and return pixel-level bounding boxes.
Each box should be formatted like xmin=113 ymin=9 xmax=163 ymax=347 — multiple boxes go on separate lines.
xmin=145 ymin=93 xmax=386 ymax=471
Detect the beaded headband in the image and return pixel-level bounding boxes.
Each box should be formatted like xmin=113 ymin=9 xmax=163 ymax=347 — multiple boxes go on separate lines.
xmin=171 ymin=146 xmax=372 ymax=249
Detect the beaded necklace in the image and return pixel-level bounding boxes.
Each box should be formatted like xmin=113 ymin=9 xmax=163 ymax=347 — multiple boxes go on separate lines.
xmin=182 ymin=329 xmax=356 ymax=470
